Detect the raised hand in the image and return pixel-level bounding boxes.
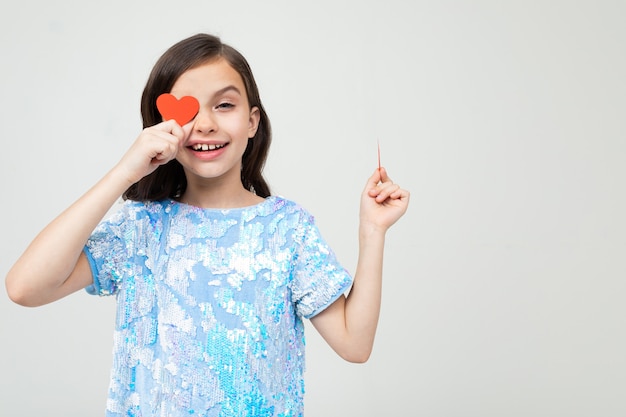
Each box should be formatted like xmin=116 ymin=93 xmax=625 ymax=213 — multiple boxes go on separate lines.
xmin=310 ymin=167 xmax=409 ymax=362
xmin=361 ymin=167 xmax=410 ymax=232
xmin=115 ymin=119 xmax=187 ymax=185
xmin=5 ymin=119 xmax=188 ymax=307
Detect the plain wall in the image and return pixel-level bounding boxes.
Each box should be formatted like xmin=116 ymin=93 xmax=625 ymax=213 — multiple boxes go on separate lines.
xmin=1 ymin=1 xmax=624 ymax=416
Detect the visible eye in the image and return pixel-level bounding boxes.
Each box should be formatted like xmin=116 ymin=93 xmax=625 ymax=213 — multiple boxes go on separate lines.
xmin=216 ymin=102 xmax=235 ymax=110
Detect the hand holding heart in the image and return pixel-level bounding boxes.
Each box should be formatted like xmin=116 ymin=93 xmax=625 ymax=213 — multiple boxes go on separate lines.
xmin=113 ymin=94 xmax=198 ymax=185
xmin=116 ymin=119 xmax=186 ymax=185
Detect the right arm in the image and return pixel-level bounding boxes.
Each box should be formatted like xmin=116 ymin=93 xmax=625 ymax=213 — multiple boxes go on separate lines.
xmin=5 ymin=121 xmax=185 ymax=307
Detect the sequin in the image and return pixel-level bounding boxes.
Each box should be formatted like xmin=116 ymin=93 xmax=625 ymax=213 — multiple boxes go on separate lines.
xmin=84 ymin=196 xmax=352 ymax=416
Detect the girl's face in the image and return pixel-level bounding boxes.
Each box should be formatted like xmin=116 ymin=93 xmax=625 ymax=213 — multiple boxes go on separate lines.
xmin=170 ymin=58 xmax=260 ymax=189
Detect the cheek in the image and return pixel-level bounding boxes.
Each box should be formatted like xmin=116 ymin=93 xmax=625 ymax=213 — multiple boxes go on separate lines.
xmin=223 ymin=114 xmax=253 ymax=137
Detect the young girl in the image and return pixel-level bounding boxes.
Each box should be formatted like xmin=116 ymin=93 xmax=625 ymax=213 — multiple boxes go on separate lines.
xmin=6 ymin=33 xmax=409 ymax=416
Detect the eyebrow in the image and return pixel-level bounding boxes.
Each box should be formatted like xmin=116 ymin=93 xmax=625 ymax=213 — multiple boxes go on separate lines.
xmin=213 ymin=85 xmax=242 ymax=98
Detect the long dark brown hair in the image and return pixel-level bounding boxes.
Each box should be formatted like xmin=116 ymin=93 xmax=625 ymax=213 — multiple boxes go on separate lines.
xmin=123 ymin=33 xmax=272 ymax=201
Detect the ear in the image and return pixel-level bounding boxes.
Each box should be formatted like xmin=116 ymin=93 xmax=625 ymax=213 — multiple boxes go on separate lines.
xmin=248 ymin=106 xmax=260 ymax=138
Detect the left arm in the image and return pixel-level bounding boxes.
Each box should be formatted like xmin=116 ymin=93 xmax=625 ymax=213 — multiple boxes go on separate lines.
xmin=310 ymin=167 xmax=409 ymax=363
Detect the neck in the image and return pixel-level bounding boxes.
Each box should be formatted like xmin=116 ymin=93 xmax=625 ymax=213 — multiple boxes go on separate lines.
xmin=180 ymin=178 xmax=264 ymax=209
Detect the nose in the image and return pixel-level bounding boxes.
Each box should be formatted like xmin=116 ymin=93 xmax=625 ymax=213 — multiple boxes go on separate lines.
xmin=192 ymin=109 xmax=217 ymax=134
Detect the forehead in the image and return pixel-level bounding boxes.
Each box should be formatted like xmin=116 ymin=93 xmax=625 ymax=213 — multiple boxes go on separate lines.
xmin=171 ymin=58 xmax=246 ymax=95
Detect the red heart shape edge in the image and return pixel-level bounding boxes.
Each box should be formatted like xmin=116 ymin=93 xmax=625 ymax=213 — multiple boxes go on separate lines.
xmin=156 ymin=93 xmax=200 ymax=125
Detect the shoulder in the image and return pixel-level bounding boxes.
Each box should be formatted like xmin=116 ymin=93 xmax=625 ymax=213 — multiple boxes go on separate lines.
xmin=114 ymin=199 xmax=169 ymax=215
xmin=261 ymin=197 xmax=322 ymax=244
xmin=264 ymin=196 xmax=314 ymax=221
xmin=105 ymin=199 xmax=174 ymax=228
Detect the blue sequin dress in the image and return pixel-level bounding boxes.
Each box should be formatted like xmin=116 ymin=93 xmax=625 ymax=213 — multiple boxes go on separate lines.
xmin=84 ymin=196 xmax=352 ymax=416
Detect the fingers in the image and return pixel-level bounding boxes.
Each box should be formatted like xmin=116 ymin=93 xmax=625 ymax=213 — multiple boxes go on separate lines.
xmin=378 ymin=166 xmax=391 ymax=184
xmin=364 ymin=167 xmax=386 ymax=191
xmin=366 ymin=166 xmax=408 ymax=204
xmin=146 ymin=120 xmax=185 ymax=164
xmin=162 ymin=119 xmax=187 ymax=142
xmin=366 ymin=166 xmax=391 ymax=196
xmin=371 ymin=182 xmax=402 ymax=203
xmin=152 ymin=119 xmax=186 ymax=143
xmin=117 ymin=120 xmax=186 ymax=183
xmin=359 ymin=166 xmax=409 ymax=231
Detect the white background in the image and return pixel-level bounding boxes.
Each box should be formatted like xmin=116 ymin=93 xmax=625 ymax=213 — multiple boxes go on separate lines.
xmin=1 ymin=1 xmax=625 ymax=416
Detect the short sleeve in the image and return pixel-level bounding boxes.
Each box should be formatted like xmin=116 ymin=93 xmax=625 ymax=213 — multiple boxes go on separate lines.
xmin=83 ymin=203 xmax=134 ymax=296
xmin=290 ymin=212 xmax=353 ymax=319
xmin=83 ymin=201 xmax=161 ymax=297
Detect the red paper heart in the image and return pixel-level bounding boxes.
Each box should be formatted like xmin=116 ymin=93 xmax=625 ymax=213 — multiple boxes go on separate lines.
xmin=156 ymin=93 xmax=200 ymax=125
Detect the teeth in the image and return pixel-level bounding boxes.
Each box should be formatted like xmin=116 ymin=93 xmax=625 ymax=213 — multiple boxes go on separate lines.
xmin=192 ymin=143 xmax=225 ymax=151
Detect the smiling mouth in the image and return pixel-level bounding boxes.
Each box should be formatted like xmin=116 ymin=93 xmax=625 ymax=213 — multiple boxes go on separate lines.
xmin=190 ymin=143 xmax=227 ymax=151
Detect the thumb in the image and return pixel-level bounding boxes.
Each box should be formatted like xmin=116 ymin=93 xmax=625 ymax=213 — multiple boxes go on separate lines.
xmin=366 ymin=167 xmax=382 ymax=189
xmin=378 ymin=166 xmax=390 ymax=183
xmin=160 ymin=119 xmax=186 ymax=143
